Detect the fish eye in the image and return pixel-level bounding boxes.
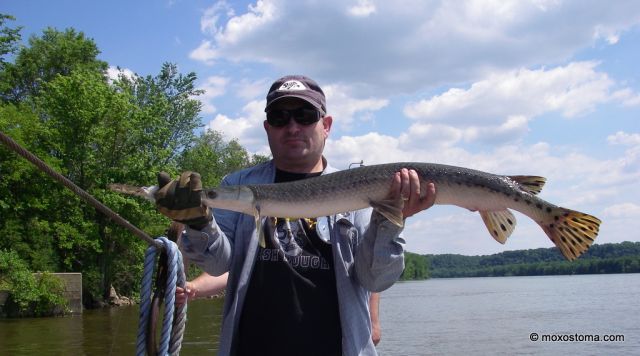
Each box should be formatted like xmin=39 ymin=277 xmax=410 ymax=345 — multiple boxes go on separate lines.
xmin=207 ymin=191 xmax=217 ymax=199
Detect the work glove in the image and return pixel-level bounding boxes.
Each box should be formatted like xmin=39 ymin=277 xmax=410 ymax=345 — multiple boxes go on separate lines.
xmin=155 ymin=171 xmax=212 ymax=229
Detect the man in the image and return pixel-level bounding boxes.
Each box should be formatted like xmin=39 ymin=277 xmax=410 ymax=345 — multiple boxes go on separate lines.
xmin=155 ymin=75 xmax=436 ymax=355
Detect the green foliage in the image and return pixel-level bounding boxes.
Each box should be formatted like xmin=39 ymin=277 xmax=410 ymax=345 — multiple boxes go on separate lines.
xmin=0 ymin=14 xmax=22 ymax=68
xmin=113 ymin=62 xmax=203 ymax=169
xmin=0 ymin=25 xmax=205 ymax=305
xmin=178 ymin=129 xmax=270 ymax=186
xmin=1 ymin=26 xmax=107 ymax=102
xmin=400 ymin=252 xmax=429 ymax=280
xmin=0 ymin=250 xmax=68 ymax=317
xmin=423 ymin=241 xmax=640 ymax=278
xmin=0 ymin=23 xmax=266 ymax=309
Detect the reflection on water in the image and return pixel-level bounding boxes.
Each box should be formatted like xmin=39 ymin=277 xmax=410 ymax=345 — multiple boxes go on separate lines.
xmin=0 ymin=297 xmax=224 ymax=355
xmin=1 ymin=274 xmax=639 ymax=355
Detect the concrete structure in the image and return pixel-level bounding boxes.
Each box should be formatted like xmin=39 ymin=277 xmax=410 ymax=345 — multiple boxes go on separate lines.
xmin=34 ymin=272 xmax=83 ymax=314
xmin=0 ymin=273 xmax=82 ymax=315
xmin=57 ymin=273 xmax=82 ymax=314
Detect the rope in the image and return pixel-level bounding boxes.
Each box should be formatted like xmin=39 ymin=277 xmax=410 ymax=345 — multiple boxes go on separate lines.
xmin=0 ymin=130 xmax=161 ymax=248
xmin=137 ymin=237 xmax=187 ymax=355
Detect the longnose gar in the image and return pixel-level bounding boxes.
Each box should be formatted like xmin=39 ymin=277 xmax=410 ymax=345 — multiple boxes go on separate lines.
xmin=109 ymin=162 xmax=601 ymax=261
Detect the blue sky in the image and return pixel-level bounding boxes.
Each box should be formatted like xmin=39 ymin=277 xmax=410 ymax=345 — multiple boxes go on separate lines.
xmin=4 ymin=0 xmax=640 ymax=256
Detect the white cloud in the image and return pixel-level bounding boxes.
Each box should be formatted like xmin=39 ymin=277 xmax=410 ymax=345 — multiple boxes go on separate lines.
xmin=203 ymin=79 xmax=391 ymax=152
xmin=191 ymin=0 xmax=277 ymax=64
xmin=322 ymin=129 xmax=640 ymax=253
xmin=198 ymin=76 xmax=230 ymax=114
xmin=399 ymin=123 xmax=463 ymax=148
xmin=611 ymin=88 xmax=640 ymax=107
xmin=608 ymin=131 xmax=640 ymax=146
xmin=323 ymin=84 xmax=389 ymax=131
xmin=233 ymin=78 xmax=271 ymax=101
xmin=603 ymin=203 xmax=640 ymax=218
xmin=190 ymin=0 xmax=640 ymax=93
xmin=216 ymin=0 xmax=277 ymax=45
xmin=400 ymin=207 xmax=560 ymax=255
xmin=190 ymin=40 xmax=219 ymax=64
xmin=402 ymin=62 xmax=639 ymax=144
xmin=201 ymin=1 xmax=235 ymax=35
xmin=604 ymin=131 xmax=640 ymax=180
xmin=188 ymin=1 xmax=640 ymax=254
xmin=348 ymin=0 xmax=376 ymax=17
xmin=599 ymin=202 xmax=640 ymax=246
xmin=325 ymin=128 xmax=638 ymax=203
xmin=204 ymin=99 xmax=270 ymax=154
xmin=405 ymin=62 xmax=615 ymax=122
xmin=106 ymin=66 xmax=137 ymax=83
xmin=457 ymin=115 xmax=530 ymax=145
xmin=325 ymin=132 xmax=406 ymax=168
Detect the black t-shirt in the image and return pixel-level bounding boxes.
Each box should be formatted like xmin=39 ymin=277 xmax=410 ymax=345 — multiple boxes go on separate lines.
xmin=236 ymin=169 xmax=342 ymax=356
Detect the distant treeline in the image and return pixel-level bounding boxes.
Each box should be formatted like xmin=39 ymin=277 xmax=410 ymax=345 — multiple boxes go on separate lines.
xmin=400 ymin=241 xmax=640 ymax=280
xmin=400 ymin=252 xmax=430 ymax=280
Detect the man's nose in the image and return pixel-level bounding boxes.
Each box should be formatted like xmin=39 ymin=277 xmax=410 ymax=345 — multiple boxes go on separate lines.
xmin=284 ymin=118 xmax=303 ymax=132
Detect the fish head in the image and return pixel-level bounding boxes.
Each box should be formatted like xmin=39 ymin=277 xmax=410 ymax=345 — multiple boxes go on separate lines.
xmin=202 ymin=185 xmax=256 ymax=215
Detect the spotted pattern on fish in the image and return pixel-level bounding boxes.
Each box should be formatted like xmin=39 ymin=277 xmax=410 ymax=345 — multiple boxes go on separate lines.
xmin=112 ymin=162 xmax=602 ymax=261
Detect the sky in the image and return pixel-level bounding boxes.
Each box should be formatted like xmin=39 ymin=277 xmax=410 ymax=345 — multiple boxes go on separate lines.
xmin=4 ymin=0 xmax=640 ymax=256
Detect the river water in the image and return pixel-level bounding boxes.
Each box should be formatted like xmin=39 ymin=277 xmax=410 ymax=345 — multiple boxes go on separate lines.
xmin=1 ymin=274 xmax=638 ymax=355
xmin=376 ymin=274 xmax=639 ymax=355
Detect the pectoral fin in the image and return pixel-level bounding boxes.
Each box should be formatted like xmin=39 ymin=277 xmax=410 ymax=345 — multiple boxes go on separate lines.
xmin=480 ymin=210 xmax=517 ymax=244
xmin=254 ymin=207 xmax=265 ymax=248
xmin=370 ymin=198 xmax=405 ymax=227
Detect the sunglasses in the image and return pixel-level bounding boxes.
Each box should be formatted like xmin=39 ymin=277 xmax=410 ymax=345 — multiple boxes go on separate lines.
xmin=266 ymin=108 xmax=323 ymax=127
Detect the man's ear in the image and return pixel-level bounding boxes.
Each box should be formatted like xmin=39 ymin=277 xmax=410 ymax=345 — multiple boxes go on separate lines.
xmin=322 ymin=115 xmax=333 ymax=135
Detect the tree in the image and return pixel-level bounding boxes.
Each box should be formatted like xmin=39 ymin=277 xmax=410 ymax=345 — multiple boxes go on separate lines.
xmin=0 ymin=26 xmax=207 ymax=304
xmin=1 ymin=27 xmax=107 ymax=103
xmin=0 ymin=14 xmax=22 ymax=68
xmin=0 ymin=22 xmax=279 ymax=308
xmin=400 ymin=252 xmax=429 ymax=280
xmin=425 ymin=242 xmax=640 ymax=278
xmin=0 ymin=249 xmax=68 ymax=317
xmin=178 ymin=129 xmax=270 ymax=187
xmin=113 ymin=63 xmax=203 ymax=169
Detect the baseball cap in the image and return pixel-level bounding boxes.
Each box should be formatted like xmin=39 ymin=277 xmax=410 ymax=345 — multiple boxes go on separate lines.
xmin=265 ymin=75 xmax=326 ymax=114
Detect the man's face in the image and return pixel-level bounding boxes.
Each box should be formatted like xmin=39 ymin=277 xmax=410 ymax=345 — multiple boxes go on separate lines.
xmin=264 ymin=97 xmax=332 ymax=172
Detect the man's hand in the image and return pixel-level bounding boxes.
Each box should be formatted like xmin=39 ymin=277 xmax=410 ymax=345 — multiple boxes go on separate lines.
xmin=389 ymin=168 xmax=436 ymax=219
xmin=155 ymin=171 xmax=212 ymax=228
xmin=176 ymin=281 xmax=197 ymax=306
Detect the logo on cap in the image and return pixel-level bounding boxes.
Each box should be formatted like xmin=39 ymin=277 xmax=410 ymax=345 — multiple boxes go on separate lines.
xmin=265 ymin=75 xmax=326 ymax=114
xmin=278 ymin=80 xmax=306 ymax=91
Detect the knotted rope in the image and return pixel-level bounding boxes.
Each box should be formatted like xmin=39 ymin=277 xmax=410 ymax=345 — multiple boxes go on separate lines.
xmin=137 ymin=237 xmax=187 ymax=355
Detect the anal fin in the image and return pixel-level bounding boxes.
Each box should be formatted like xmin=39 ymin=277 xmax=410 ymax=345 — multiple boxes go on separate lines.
xmin=480 ymin=210 xmax=517 ymax=244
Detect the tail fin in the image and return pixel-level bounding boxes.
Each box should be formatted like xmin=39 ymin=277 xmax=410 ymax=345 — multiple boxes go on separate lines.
xmin=108 ymin=183 xmax=158 ymax=202
xmin=540 ymin=208 xmax=601 ymax=261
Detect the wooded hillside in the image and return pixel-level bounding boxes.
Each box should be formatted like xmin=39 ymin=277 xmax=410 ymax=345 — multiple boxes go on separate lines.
xmin=423 ymin=241 xmax=640 ymax=278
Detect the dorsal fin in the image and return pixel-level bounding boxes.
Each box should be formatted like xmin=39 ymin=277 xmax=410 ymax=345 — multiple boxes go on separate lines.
xmin=508 ymin=176 xmax=546 ymax=195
